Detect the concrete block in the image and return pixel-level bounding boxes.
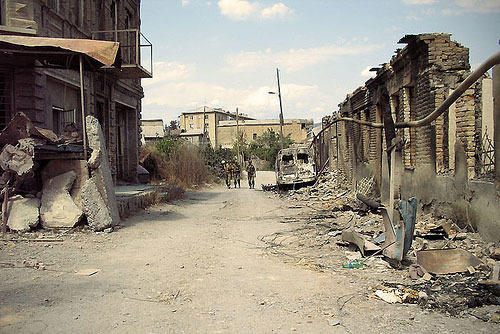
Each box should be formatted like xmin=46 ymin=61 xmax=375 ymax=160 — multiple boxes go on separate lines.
xmin=40 ymin=171 xmax=83 ymax=228
xmin=6 ymin=195 xmax=39 ymax=232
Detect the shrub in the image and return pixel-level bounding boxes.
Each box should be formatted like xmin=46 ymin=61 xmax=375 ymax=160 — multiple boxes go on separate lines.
xmin=140 ymin=136 xmax=215 ymax=188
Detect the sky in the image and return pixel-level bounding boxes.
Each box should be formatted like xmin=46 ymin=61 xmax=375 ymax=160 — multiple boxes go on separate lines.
xmin=140 ymin=0 xmax=500 ymax=124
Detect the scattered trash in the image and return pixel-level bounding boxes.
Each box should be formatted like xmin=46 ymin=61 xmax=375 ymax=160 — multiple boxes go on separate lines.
xmin=342 ymin=260 xmax=364 ymax=269
xmin=374 ymin=287 xmax=419 ymax=304
xmin=327 ymin=230 xmax=342 ymax=237
xmin=374 ymin=290 xmax=402 ymax=304
xmin=22 ymin=260 xmax=46 ymax=271
xmin=261 ymin=184 xmax=277 ymax=191
xmin=75 ymin=269 xmax=100 ymax=276
xmin=341 ymin=230 xmax=380 ymax=257
xmin=261 ymin=167 xmax=500 ymax=320
xmin=409 ymin=264 xmax=430 ymax=280
xmin=328 ymin=318 xmax=341 ymax=326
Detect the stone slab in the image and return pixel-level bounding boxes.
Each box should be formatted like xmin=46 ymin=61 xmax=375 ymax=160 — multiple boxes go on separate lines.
xmin=85 ymin=116 xmax=120 ymax=228
xmin=40 ymin=171 xmax=83 ymax=228
xmin=81 ymin=178 xmax=113 ymax=231
xmin=6 ymin=195 xmax=40 ymax=232
xmin=41 ymin=160 xmax=88 ymax=209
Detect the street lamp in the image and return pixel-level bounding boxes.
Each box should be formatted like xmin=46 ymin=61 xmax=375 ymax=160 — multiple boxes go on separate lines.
xmin=268 ymin=68 xmax=285 ymax=149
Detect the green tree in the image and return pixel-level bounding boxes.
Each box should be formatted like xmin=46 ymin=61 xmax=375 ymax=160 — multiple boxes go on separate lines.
xmin=231 ymin=133 xmax=248 ymax=161
xmin=248 ymin=129 xmax=293 ymax=169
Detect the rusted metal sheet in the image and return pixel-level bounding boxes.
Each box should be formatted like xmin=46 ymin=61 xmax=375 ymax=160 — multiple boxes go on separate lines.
xmin=0 ymin=35 xmax=119 ymax=66
xmin=342 ymin=230 xmax=381 ymax=257
xmin=417 ymin=249 xmax=482 ymax=274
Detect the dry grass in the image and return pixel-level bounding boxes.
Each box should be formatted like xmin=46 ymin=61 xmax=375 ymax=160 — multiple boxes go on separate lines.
xmin=140 ymin=138 xmax=215 ymax=188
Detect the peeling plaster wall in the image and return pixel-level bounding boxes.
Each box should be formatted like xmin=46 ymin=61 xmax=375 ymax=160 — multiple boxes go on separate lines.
xmin=401 ymin=141 xmax=500 ymax=242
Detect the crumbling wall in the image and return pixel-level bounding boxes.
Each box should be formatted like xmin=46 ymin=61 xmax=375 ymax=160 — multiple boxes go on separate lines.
xmin=325 ymin=33 xmax=499 ymax=240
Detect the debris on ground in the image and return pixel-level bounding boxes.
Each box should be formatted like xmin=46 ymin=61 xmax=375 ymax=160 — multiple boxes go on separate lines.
xmin=260 ymin=168 xmax=500 ymax=321
xmin=0 ymin=113 xmax=166 ymax=235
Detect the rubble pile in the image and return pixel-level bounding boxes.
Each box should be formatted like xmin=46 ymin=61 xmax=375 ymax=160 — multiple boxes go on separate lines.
xmin=0 ymin=113 xmax=119 ymax=233
xmin=282 ymin=169 xmax=361 ymax=212
xmin=263 ymin=169 xmax=500 ymax=321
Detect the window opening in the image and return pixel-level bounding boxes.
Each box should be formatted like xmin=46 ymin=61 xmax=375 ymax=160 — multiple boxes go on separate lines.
xmin=297 ymin=153 xmax=309 ymax=164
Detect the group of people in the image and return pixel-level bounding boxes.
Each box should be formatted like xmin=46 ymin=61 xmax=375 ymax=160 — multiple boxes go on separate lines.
xmin=222 ymin=160 xmax=256 ymax=189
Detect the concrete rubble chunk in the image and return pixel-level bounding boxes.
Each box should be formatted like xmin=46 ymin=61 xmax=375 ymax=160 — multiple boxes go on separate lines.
xmin=0 ymin=144 xmax=34 ymax=176
xmin=40 ymin=170 xmax=83 ymax=228
xmin=41 ymin=160 xmax=88 ymax=209
xmin=81 ymin=178 xmax=114 ymax=231
xmin=82 ymin=115 xmax=120 ymax=230
xmin=6 ymin=195 xmax=40 ymax=232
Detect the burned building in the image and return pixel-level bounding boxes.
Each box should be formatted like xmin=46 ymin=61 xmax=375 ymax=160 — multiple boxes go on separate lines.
xmin=0 ymin=0 xmax=152 ymax=182
xmin=318 ymin=34 xmax=499 ymax=240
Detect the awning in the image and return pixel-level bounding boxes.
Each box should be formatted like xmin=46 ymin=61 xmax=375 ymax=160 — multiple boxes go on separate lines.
xmin=0 ymin=35 xmax=121 ymax=69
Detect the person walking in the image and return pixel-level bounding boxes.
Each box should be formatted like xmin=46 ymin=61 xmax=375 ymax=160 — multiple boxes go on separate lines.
xmin=246 ymin=160 xmax=256 ymax=189
xmin=223 ymin=161 xmax=232 ymax=189
xmin=233 ymin=162 xmax=241 ymax=188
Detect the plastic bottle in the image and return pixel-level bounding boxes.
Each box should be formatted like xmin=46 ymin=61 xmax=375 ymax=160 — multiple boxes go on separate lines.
xmin=342 ymin=260 xmax=364 ymax=268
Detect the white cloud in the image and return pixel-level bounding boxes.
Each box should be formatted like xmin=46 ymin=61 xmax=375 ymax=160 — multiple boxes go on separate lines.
xmin=261 ymin=3 xmax=292 ymax=19
xmin=142 ymin=61 xmax=196 ymax=87
xmin=217 ymin=0 xmax=258 ymax=20
xmin=454 ymin=0 xmax=500 ymax=13
xmin=181 ymin=0 xmax=190 ymax=6
xmin=360 ymin=66 xmax=375 ymax=78
xmin=225 ymin=44 xmax=381 ymax=73
xmin=142 ymin=79 xmax=330 ymax=123
xmin=217 ymin=0 xmax=292 ymax=21
xmin=402 ymin=0 xmax=436 ymax=4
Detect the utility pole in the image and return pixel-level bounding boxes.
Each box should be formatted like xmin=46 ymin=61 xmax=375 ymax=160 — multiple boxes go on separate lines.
xmin=276 ymin=68 xmax=285 ymax=150
xmin=236 ymin=107 xmax=240 ymax=165
xmin=202 ymin=106 xmax=206 ymax=145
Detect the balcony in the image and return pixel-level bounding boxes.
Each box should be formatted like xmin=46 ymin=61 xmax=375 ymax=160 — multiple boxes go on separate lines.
xmin=91 ymin=29 xmax=152 ymax=79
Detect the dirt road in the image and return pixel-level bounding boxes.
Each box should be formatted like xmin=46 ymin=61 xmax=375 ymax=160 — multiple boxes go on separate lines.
xmin=1 ymin=172 xmax=498 ymax=333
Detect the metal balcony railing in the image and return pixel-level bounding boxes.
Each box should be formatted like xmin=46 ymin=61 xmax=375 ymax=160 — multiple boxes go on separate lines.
xmin=91 ymin=29 xmax=153 ymax=79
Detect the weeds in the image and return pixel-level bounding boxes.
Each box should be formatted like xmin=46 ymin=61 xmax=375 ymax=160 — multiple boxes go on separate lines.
xmin=141 ymin=136 xmax=217 ymax=188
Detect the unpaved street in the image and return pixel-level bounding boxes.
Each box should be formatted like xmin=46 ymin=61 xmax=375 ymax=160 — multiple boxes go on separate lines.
xmin=1 ymin=172 xmax=498 ymax=333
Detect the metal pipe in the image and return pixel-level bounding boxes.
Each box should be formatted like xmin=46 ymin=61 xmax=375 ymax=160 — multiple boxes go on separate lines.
xmin=396 ymin=50 xmax=500 ymax=128
xmin=311 ymin=50 xmax=500 ymax=143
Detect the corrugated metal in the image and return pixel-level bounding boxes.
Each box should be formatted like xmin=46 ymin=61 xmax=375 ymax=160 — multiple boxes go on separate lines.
xmin=0 ymin=36 xmax=119 ymax=66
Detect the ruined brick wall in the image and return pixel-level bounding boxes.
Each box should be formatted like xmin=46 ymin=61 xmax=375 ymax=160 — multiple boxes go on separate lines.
xmin=326 ymin=33 xmax=487 ymax=195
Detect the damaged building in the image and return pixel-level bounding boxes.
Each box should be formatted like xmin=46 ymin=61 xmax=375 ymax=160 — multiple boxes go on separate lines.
xmin=0 ymin=0 xmax=152 ymax=232
xmin=316 ymin=34 xmax=499 ymax=241
xmin=0 ymin=0 xmax=152 ymax=182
